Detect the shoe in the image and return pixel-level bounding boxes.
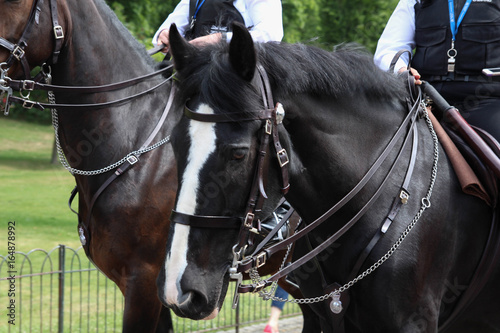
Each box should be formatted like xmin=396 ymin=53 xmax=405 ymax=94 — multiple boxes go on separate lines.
xmin=264 ymin=324 xmax=278 ymax=333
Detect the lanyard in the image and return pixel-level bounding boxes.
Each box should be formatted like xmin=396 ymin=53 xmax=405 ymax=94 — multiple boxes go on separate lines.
xmin=193 ymin=0 xmax=206 ymax=20
xmin=448 ymin=0 xmax=472 ymax=41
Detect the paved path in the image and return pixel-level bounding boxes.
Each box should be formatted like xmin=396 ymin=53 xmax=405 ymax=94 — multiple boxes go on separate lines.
xmin=236 ymin=315 xmax=303 ymax=333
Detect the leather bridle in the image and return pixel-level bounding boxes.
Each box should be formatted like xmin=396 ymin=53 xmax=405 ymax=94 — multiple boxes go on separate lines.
xmin=0 ymin=0 xmax=64 ymax=80
xmin=170 ymin=64 xmax=291 ymax=248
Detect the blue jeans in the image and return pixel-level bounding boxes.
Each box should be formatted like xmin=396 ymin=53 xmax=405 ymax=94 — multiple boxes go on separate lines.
xmin=271 ymin=285 xmax=289 ymax=310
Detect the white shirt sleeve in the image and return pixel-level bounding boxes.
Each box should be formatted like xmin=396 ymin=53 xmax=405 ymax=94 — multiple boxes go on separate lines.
xmin=228 ymin=0 xmax=283 ymax=43
xmin=374 ymin=0 xmax=417 ymax=72
xmin=152 ymin=0 xmax=283 ymax=45
xmin=152 ymin=0 xmax=191 ymax=45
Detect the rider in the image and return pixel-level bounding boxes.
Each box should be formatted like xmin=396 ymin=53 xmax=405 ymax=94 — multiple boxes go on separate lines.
xmin=374 ymin=0 xmax=500 ymax=142
xmin=152 ymin=0 xmax=283 ymax=51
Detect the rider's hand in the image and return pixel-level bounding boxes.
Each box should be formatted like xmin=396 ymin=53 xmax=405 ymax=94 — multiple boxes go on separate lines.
xmin=399 ymin=66 xmax=422 ymax=85
xmin=189 ymin=33 xmax=222 ymax=47
xmin=157 ymin=29 xmax=170 ymax=53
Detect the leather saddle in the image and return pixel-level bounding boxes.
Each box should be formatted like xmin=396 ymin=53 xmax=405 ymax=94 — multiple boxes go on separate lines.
xmin=422 ymin=81 xmax=500 ymax=208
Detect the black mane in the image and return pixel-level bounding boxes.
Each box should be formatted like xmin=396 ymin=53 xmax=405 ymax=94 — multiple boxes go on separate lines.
xmin=257 ymin=42 xmax=405 ymax=100
xmin=175 ymin=41 xmax=405 ymax=115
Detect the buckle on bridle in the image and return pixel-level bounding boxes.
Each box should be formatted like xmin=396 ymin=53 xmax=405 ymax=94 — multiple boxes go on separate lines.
xmin=23 ymin=80 xmax=35 ymax=91
xmin=277 ymin=149 xmax=289 ymax=167
xmin=265 ymin=119 xmax=272 ymax=135
xmin=400 ymin=189 xmax=410 ymax=204
xmin=255 ymin=252 xmax=267 ymax=268
xmin=53 ymin=25 xmax=64 ymax=39
xmin=244 ymin=212 xmax=259 ymax=234
xmin=126 ymin=154 xmax=139 ymax=165
xmin=22 ymin=99 xmax=36 ymax=109
xmin=12 ymin=45 xmax=25 ymax=61
xmin=253 ymin=281 xmax=266 ymax=293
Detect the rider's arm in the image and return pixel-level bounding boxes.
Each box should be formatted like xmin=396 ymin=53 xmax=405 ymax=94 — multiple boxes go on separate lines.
xmin=228 ymin=0 xmax=283 ymax=43
xmin=374 ymin=0 xmax=417 ymax=73
xmin=152 ymin=0 xmax=190 ymax=46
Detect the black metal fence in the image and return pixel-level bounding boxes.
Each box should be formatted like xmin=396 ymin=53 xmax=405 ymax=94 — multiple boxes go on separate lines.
xmin=1 ymin=245 xmax=300 ymax=332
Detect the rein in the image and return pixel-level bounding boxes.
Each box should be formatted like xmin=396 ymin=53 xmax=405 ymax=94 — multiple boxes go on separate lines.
xmin=0 ymin=0 xmax=172 ymax=115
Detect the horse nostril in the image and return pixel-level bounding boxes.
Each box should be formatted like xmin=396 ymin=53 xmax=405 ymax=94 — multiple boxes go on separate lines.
xmin=174 ymin=289 xmax=218 ymax=320
xmin=178 ymin=289 xmax=207 ymax=309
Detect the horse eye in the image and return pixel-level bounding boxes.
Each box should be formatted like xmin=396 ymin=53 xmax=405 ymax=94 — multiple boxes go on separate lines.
xmin=231 ymin=148 xmax=248 ymax=160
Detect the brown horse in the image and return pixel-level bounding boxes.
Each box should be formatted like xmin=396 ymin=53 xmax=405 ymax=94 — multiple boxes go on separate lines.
xmin=0 ymin=0 xmax=318 ymax=332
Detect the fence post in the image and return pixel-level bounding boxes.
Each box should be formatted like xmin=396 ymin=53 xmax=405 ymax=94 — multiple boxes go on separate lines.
xmin=58 ymin=245 xmax=66 ymax=333
xmin=235 ymin=301 xmax=240 ymax=333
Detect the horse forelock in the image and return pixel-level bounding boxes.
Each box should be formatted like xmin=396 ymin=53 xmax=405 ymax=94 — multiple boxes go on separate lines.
xmin=176 ymin=44 xmax=264 ymax=119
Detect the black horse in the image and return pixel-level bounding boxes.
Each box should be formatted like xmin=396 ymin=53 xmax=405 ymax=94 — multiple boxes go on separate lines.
xmin=160 ymin=22 xmax=499 ymax=332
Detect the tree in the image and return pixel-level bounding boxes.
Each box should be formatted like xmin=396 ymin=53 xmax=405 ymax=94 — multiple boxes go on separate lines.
xmin=106 ymin=0 xmax=177 ymax=47
xmin=317 ymin=0 xmax=399 ymax=52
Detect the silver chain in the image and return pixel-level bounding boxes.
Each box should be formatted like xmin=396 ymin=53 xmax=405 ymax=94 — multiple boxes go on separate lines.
xmin=47 ymin=75 xmax=170 ymax=176
xmin=251 ymin=104 xmax=439 ymax=305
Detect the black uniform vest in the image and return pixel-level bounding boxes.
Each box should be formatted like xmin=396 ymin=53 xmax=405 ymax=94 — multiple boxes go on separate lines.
xmin=412 ymin=0 xmax=500 ymax=76
xmin=185 ymin=0 xmax=245 ymax=40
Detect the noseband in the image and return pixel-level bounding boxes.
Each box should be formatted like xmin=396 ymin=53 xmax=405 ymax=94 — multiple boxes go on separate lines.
xmin=170 ymin=63 xmax=290 ymax=250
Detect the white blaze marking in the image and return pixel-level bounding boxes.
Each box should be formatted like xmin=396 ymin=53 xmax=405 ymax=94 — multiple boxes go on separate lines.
xmin=164 ymin=104 xmax=217 ymax=306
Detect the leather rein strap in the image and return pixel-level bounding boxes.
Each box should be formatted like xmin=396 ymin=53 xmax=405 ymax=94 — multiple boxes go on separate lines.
xmin=236 ymin=83 xmax=424 ymax=293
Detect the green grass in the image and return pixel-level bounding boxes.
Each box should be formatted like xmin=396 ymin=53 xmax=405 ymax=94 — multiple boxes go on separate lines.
xmin=0 ymin=118 xmax=80 ymax=251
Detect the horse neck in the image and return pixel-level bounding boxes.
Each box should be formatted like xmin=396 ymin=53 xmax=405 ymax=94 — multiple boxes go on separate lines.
xmin=51 ymin=0 xmax=167 ymax=172
xmin=283 ymin=93 xmax=408 ymax=221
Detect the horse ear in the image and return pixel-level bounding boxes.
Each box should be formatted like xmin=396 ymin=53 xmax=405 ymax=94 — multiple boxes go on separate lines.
xmin=229 ymin=22 xmax=256 ymax=82
xmin=169 ymin=23 xmax=197 ymax=72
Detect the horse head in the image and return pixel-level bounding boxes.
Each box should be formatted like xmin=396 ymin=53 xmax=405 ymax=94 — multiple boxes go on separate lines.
xmin=0 ymin=0 xmax=71 ymax=79
xmin=159 ymin=23 xmax=290 ymax=319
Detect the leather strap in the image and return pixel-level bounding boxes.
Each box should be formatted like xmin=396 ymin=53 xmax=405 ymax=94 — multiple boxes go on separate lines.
xmin=184 ymin=104 xmax=274 ymax=122
xmin=48 ymin=0 xmax=64 ymax=64
xmin=346 ymin=124 xmax=419 ymax=284
xmin=236 ymin=90 xmax=422 ymax=290
xmin=7 ymin=65 xmax=173 ymax=93
xmin=68 ymin=87 xmax=175 ymax=256
xmin=8 ymin=74 xmax=173 ymax=111
xmin=171 ymin=210 xmax=242 ymax=229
